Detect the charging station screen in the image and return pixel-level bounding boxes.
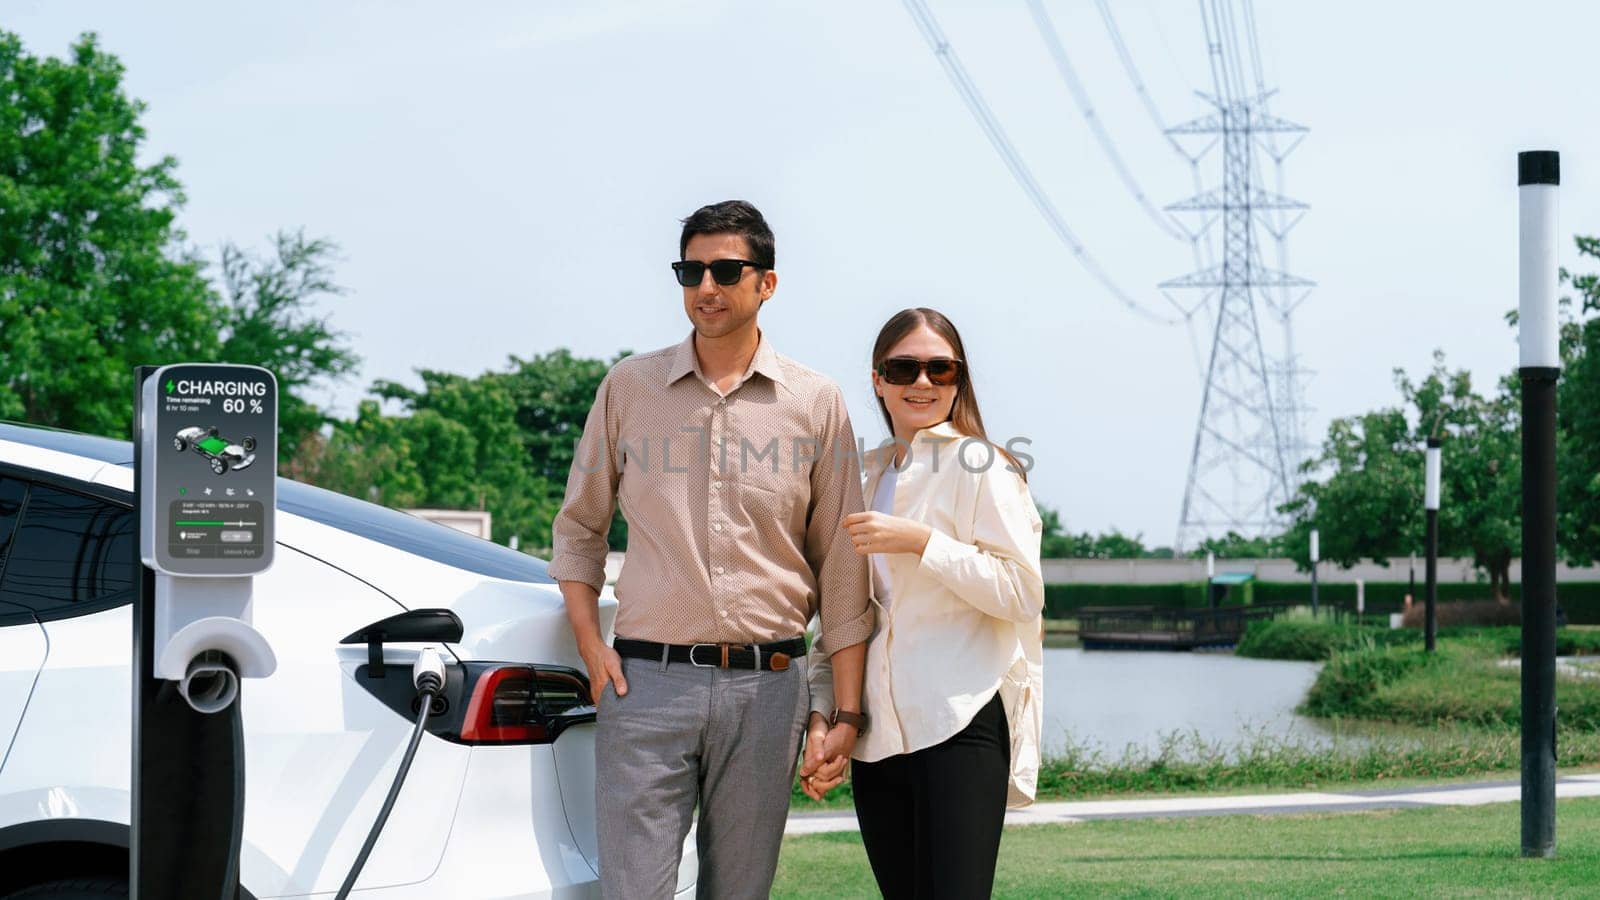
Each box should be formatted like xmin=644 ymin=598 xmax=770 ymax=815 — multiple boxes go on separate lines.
xmin=141 ymin=363 xmax=277 ymax=576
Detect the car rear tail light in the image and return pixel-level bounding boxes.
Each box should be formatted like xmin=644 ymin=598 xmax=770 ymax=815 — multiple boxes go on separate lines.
xmin=459 ymin=666 xmax=593 ymax=745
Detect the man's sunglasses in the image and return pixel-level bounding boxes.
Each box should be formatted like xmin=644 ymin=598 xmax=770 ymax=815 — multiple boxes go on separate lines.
xmin=876 ymin=356 xmax=965 ymax=386
xmin=671 ymin=258 xmax=762 ymax=287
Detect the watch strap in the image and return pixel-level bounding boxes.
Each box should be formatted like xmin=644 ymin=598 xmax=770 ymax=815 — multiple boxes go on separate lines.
xmin=831 ymin=708 xmax=869 ymax=733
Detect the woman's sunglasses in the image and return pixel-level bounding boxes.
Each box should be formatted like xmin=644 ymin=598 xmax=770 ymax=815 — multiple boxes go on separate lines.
xmin=671 ymin=258 xmax=762 ymax=287
xmin=876 ymin=356 xmax=965 ymax=386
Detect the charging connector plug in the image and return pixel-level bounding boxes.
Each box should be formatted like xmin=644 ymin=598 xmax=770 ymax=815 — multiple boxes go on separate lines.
xmin=335 ymin=646 xmax=450 ymax=900
xmin=413 ymin=646 xmax=446 ymax=697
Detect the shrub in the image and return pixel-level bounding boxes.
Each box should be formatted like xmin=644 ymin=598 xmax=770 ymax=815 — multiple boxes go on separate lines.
xmin=1235 ymin=619 xmax=1414 ymax=661
xmin=1300 ymin=640 xmax=1433 ymax=718
xmin=1235 ymin=620 xmax=1350 ymax=661
xmin=1299 ymin=638 xmax=1600 ymax=730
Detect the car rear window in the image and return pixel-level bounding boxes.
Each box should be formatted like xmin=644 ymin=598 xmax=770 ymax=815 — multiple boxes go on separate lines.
xmin=0 ymin=482 xmax=136 ymax=614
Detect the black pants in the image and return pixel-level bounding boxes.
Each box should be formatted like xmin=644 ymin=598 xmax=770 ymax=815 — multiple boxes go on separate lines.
xmin=853 ymin=692 xmax=1010 ymax=899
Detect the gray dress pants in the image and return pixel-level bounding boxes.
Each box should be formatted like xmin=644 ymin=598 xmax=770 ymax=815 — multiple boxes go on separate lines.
xmin=595 ymin=651 xmax=810 ymax=899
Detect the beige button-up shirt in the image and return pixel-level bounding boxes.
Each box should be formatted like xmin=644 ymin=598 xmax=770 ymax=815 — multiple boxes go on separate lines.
xmin=548 ymin=331 xmax=874 ymax=653
xmin=809 ymin=421 xmax=1046 ymax=808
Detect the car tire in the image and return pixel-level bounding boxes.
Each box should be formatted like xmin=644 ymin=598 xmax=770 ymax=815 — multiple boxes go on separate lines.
xmin=3 ymin=877 xmax=128 ymax=899
xmin=210 ymin=458 xmax=226 ymax=475
xmin=242 ymin=437 xmax=256 ymax=452
xmin=173 ymin=437 xmax=188 ymax=452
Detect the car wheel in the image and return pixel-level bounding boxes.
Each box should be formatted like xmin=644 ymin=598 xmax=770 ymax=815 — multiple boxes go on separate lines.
xmin=3 ymin=877 xmax=129 ymax=899
xmin=241 ymin=436 xmax=256 ymax=452
xmin=210 ymin=458 xmax=226 ymax=475
xmin=173 ymin=437 xmax=188 ymax=452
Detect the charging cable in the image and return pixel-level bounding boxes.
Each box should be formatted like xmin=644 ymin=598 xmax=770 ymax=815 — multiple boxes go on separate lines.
xmin=335 ymin=646 xmax=447 ymax=900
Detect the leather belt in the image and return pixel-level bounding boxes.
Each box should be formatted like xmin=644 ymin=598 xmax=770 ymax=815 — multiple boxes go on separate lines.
xmin=613 ymin=637 xmax=805 ymax=672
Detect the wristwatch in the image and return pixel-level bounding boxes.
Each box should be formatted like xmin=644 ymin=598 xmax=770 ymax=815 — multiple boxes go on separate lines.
xmin=831 ymin=708 xmax=869 ymax=734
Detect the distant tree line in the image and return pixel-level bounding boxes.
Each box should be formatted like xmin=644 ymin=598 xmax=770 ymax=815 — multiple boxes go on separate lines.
xmin=1035 ymin=506 xmax=1285 ymax=561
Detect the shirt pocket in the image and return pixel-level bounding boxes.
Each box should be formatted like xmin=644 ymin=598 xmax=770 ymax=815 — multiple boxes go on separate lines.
xmin=734 ymin=469 xmax=803 ymax=531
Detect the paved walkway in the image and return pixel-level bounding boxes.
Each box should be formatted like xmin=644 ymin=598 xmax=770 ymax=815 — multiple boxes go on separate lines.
xmin=785 ymin=774 xmax=1600 ymax=835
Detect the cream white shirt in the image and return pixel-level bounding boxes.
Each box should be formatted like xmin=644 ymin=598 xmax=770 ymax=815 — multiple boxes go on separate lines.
xmin=869 ymin=463 xmax=897 ymax=606
xmin=810 ymin=421 xmax=1046 ymax=809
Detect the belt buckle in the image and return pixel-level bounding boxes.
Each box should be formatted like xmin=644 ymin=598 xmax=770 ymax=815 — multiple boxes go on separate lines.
xmin=688 ymin=643 xmax=718 ymax=668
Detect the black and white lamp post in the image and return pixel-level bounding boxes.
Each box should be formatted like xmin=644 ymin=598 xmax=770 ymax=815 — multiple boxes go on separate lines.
xmin=1309 ymin=529 xmax=1320 ymax=617
xmin=1518 ymin=149 xmax=1561 ymax=859
xmin=1206 ymin=551 xmax=1215 ymax=609
xmin=1425 ymin=438 xmax=1441 ymax=653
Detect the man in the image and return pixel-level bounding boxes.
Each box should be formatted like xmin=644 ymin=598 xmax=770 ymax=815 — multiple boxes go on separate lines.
xmin=548 ymin=200 xmax=872 ymax=898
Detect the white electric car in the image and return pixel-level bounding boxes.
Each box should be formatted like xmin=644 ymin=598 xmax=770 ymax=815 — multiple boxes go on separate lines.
xmin=0 ymin=423 xmax=698 ymax=898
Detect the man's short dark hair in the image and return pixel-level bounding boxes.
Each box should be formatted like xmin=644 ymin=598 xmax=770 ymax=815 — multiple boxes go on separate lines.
xmin=679 ymin=200 xmax=775 ymax=270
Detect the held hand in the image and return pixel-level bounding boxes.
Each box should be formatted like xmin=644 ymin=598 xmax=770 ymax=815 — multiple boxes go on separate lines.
xmin=806 ymin=760 xmax=847 ymax=799
xmin=801 ymin=722 xmax=857 ymax=798
xmin=822 ymin=721 xmax=860 ymax=764
xmin=843 ymin=511 xmax=932 ymax=557
xmin=800 ymin=713 xmax=829 ymax=778
xmin=578 ymin=640 xmax=627 ymax=705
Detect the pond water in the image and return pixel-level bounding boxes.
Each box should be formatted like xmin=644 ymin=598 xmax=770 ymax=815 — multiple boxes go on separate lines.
xmin=1039 ymin=648 xmax=1339 ymax=761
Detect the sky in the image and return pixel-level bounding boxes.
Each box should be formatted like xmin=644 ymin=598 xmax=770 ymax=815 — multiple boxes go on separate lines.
xmin=8 ymin=0 xmax=1599 ymax=548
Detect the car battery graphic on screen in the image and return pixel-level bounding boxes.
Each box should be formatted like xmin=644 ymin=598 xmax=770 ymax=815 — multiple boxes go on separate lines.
xmin=173 ymin=424 xmax=258 ymax=474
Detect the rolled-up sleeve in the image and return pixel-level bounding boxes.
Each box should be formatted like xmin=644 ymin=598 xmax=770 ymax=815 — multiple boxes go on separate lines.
xmin=548 ymin=372 xmax=620 ymax=592
xmin=806 ymin=384 xmax=874 ymax=653
xmin=805 ymin=629 xmax=836 ymax=719
xmin=914 ymin=459 xmax=1045 ymax=624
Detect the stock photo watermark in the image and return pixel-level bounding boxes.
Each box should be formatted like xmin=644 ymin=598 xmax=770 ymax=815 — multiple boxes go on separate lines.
xmin=572 ymin=430 xmax=1035 ymax=476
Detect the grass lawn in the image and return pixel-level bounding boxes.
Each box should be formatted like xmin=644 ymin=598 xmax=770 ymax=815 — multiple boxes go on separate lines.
xmin=774 ymin=797 xmax=1600 ymax=898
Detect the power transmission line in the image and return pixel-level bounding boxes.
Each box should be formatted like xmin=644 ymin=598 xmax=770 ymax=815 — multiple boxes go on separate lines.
xmin=900 ymin=0 xmax=1179 ymax=324
xmin=1082 ymin=0 xmax=1229 ymax=388
xmin=1024 ymin=0 xmax=1187 ymax=241
xmin=1091 ymin=0 xmax=1195 ymax=162
xmin=1094 ymin=0 xmax=1221 ymax=280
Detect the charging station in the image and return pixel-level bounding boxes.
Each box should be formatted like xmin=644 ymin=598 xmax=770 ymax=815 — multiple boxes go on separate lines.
xmin=132 ymin=363 xmax=279 ymax=898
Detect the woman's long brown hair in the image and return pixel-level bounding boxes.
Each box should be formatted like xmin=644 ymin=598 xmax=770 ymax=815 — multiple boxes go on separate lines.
xmin=871 ymin=307 xmax=1025 ymax=478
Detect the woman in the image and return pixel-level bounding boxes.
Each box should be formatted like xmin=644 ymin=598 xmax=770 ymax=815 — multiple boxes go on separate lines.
xmin=805 ymin=307 xmax=1045 ymax=899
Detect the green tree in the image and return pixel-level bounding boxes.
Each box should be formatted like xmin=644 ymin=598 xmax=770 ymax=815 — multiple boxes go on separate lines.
xmin=500 ymin=349 xmax=618 ymax=485
xmin=1281 ymin=355 xmax=1521 ymax=601
xmin=1399 ymin=362 xmax=1521 ymax=601
xmin=308 ymin=349 xmax=628 ymax=553
xmin=1189 ymin=530 xmax=1286 ymax=559
xmin=0 ymin=32 xmax=360 ymax=456
xmin=370 ymin=369 xmax=558 ymax=547
xmin=1558 ymin=236 xmax=1600 ymax=565
xmin=1279 ymin=407 xmax=1422 ymax=572
xmin=216 ymin=230 xmax=360 ymax=464
xmin=1036 ymin=504 xmax=1154 ymax=559
xmin=296 ymin=399 xmax=426 ymax=507
xmin=1037 ymin=504 xmax=1077 ymax=558
xmin=1088 ymin=529 xmax=1151 ymax=559
xmin=0 ymin=32 xmax=217 ymax=433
